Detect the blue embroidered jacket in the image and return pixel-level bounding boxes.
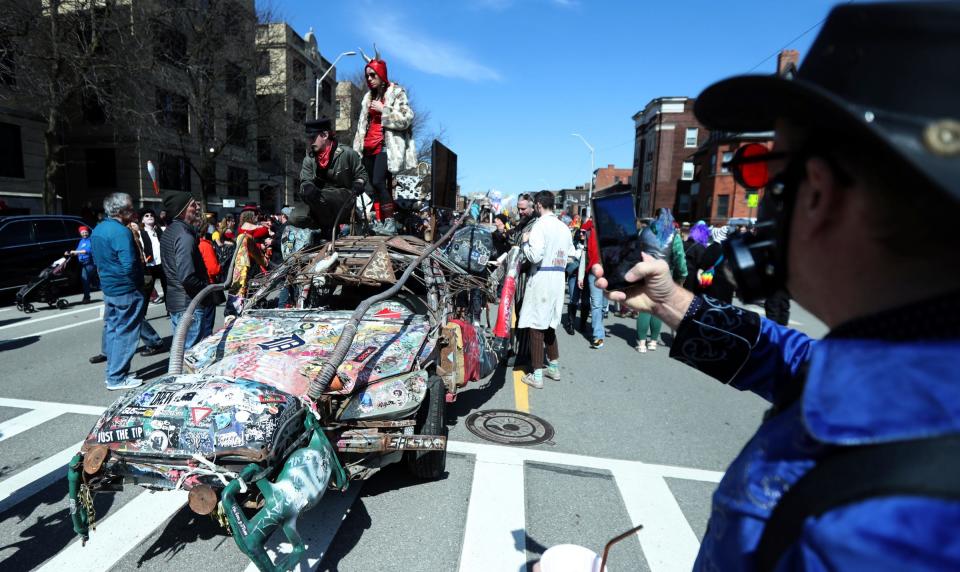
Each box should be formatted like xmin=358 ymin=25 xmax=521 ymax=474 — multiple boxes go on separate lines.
xmin=670 ymin=296 xmax=960 ymax=571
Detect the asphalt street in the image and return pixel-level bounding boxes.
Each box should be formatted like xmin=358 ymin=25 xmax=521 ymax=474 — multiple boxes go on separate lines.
xmin=0 ymin=290 xmax=826 ymax=571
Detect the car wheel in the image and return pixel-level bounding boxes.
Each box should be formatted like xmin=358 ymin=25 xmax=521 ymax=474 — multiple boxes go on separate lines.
xmin=404 ymin=375 xmax=447 ymax=479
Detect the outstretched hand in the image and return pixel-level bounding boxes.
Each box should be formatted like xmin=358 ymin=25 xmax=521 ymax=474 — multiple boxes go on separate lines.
xmin=593 ymin=253 xmax=694 ymax=329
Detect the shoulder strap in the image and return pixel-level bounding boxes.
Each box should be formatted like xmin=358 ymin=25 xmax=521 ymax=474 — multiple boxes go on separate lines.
xmin=755 ymin=434 xmax=960 ymax=571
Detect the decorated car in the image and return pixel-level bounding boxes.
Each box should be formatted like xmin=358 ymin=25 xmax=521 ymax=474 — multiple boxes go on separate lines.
xmin=67 ymin=230 xmax=511 ymax=571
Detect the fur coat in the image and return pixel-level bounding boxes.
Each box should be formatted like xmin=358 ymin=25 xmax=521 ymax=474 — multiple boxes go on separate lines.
xmin=352 ymin=83 xmax=417 ymax=174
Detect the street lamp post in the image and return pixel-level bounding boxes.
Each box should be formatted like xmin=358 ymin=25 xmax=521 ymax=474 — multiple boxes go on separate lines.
xmin=571 ymin=133 xmax=595 ymax=218
xmin=315 ymin=51 xmax=357 ymax=119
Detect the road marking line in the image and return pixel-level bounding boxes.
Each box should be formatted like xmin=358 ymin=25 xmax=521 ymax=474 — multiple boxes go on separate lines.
xmin=0 ymin=397 xmax=107 ymax=417
xmin=512 ymin=369 xmax=530 ymax=413
xmin=0 ymin=408 xmax=63 ymax=442
xmin=0 ymin=304 xmax=104 ymax=331
xmin=447 ymin=441 xmax=724 ymax=483
xmin=611 ymin=466 xmax=702 ymax=572
xmin=37 ymin=489 xmax=190 ymax=572
xmin=0 ymin=440 xmax=83 ymax=514
xmin=0 ymin=317 xmax=103 ymax=344
xmin=458 ymin=447 xmax=527 ymax=572
xmin=243 ymin=483 xmax=364 ymax=572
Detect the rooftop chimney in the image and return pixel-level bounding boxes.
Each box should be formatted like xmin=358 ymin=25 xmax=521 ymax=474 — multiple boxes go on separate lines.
xmin=777 ymin=49 xmax=800 ymax=77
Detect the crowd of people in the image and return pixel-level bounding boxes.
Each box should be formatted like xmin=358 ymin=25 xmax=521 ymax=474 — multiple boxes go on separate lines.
xmin=51 ymin=3 xmax=960 ymax=567
xmin=76 ymin=191 xmax=315 ymax=390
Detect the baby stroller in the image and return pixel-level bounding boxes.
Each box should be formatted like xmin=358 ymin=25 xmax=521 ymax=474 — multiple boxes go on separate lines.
xmin=16 ymin=255 xmax=73 ymax=313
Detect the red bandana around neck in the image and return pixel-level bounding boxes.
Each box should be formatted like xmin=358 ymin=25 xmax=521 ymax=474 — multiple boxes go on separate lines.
xmin=315 ymin=141 xmax=335 ymax=170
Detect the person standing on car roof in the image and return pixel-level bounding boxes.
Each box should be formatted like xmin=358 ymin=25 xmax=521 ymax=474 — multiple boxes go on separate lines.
xmin=596 ymin=3 xmax=960 ymax=569
xmin=353 ymin=45 xmax=416 ymax=236
xmin=159 ymin=190 xmax=215 ymax=349
xmin=296 ymin=117 xmax=369 ymax=237
xmin=66 ymin=225 xmax=95 ymax=304
xmin=89 ymin=193 xmax=163 ymax=390
xmin=519 ymin=191 xmax=574 ymax=389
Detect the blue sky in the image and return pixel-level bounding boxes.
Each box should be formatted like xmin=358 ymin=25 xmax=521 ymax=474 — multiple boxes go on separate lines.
xmin=273 ymin=0 xmax=842 ymax=197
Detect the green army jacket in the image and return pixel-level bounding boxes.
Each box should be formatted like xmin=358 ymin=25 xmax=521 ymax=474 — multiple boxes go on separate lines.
xmin=298 ymin=143 xmax=368 ymax=193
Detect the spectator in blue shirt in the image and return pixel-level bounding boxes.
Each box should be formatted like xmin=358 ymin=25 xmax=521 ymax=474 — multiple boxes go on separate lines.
xmin=90 ymin=192 xmax=164 ymax=390
xmin=66 ymin=225 xmax=95 ymax=303
xmin=597 ymin=3 xmax=960 ymax=570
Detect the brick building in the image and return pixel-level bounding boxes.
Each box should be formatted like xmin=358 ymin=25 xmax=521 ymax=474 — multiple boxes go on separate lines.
xmin=631 ymin=97 xmax=707 ymax=218
xmin=593 ymin=164 xmax=632 ymax=193
xmin=681 ymin=50 xmax=799 ymax=224
xmin=687 ymin=132 xmax=773 ymax=224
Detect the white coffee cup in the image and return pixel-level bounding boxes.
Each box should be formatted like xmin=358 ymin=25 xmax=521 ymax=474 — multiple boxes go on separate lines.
xmin=536 ymin=544 xmax=607 ymax=572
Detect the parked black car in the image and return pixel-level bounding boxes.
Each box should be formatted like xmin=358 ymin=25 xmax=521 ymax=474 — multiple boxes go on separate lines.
xmin=0 ymin=215 xmax=87 ymax=295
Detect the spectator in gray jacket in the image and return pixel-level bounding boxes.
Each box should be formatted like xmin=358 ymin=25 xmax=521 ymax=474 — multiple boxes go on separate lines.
xmin=159 ymin=191 xmax=214 ymax=349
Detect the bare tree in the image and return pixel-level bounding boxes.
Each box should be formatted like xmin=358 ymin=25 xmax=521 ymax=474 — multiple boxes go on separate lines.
xmin=142 ymin=0 xmax=267 ymax=210
xmin=0 ymin=0 xmax=151 ymax=213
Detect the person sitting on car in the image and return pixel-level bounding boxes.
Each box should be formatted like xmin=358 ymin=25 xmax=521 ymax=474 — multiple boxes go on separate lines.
xmin=296 ymin=117 xmax=368 ymax=237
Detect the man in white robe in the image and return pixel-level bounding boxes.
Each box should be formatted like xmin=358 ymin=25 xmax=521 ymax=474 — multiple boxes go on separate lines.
xmin=518 ymin=191 xmax=574 ymax=389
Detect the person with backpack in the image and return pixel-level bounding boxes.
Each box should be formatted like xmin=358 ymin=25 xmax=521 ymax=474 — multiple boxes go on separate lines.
xmin=697 ymin=225 xmax=734 ymax=303
xmin=596 ymin=3 xmax=960 ymax=569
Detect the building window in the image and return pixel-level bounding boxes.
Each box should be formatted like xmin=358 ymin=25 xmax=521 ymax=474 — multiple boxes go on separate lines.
xmin=225 ymin=62 xmax=244 ymax=95
xmin=85 ymin=148 xmax=117 ymax=188
xmin=690 ymin=181 xmax=700 ymax=196
xmin=158 ymin=153 xmax=191 ymax=192
xmin=0 ymin=122 xmax=25 ymax=178
xmin=257 ymin=51 xmax=271 ymax=76
xmin=153 ymin=24 xmax=187 ymax=66
xmin=226 ymin=114 xmax=246 ymax=147
xmin=292 ymin=58 xmax=306 ymax=81
xmin=292 ymin=99 xmax=306 ymax=122
xmin=685 ymin=127 xmax=699 ymax=147
xmin=709 ymin=154 xmax=717 ymax=175
xmin=322 ymin=81 xmax=332 ymax=104
xmin=227 ymin=166 xmax=248 ymax=197
xmin=81 ymin=89 xmax=107 ymax=125
xmin=0 ymin=39 xmax=15 ymax=86
xmin=721 ymin=151 xmax=734 ymax=174
xmin=257 ymin=137 xmax=272 ymax=162
xmin=681 ymin=161 xmax=694 ymax=181
xmin=335 ymin=101 xmax=342 ymax=119
xmin=716 ymin=194 xmax=730 ymax=218
xmin=156 ymin=89 xmax=189 ymax=132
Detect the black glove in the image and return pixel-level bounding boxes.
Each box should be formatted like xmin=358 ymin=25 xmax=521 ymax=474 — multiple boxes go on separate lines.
xmin=352 ymin=180 xmax=366 ymax=196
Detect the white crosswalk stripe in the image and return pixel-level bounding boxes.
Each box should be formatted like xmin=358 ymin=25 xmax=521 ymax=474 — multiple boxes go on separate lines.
xmin=458 ymin=445 xmax=527 ymax=571
xmin=0 ymin=397 xmax=724 ymax=571
xmin=38 ymin=490 xmax=190 ymax=572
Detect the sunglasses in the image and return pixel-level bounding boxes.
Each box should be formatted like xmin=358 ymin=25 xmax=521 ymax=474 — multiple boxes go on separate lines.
xmin=723 ymin=143 xmax=793 ymax=189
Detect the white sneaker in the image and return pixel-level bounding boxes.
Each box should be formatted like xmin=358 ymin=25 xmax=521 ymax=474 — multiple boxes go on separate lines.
xmin=647 ymin=339 xmax=658 ymax=351
xmin=106 ymin=377 xmax=144 ymax=391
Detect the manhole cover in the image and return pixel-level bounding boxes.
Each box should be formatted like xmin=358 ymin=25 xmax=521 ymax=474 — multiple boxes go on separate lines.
xmin=464 ymin=409 xmax=555 ymax=446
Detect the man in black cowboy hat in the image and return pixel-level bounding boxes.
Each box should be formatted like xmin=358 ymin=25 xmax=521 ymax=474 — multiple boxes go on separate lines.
xmin=295 ymin=117 xmax=368 ymax=235
xmin=597 ymin=3 xmax=960 ymax=570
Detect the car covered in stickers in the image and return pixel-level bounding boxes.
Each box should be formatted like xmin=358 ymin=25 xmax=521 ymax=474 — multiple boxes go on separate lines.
xmin=67 ymin=231 xmax=511 ymax=571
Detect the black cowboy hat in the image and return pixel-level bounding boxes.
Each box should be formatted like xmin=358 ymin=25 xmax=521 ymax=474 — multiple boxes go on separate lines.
xmin=305 ymin=117 xmax=333 ymax=137
xmin=694 ymin=2 xmax=960 ymax=202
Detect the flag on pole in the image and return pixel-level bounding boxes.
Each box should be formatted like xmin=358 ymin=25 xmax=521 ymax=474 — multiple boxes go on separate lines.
xmin=147 ymin=161 xmax=159 ymax=195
